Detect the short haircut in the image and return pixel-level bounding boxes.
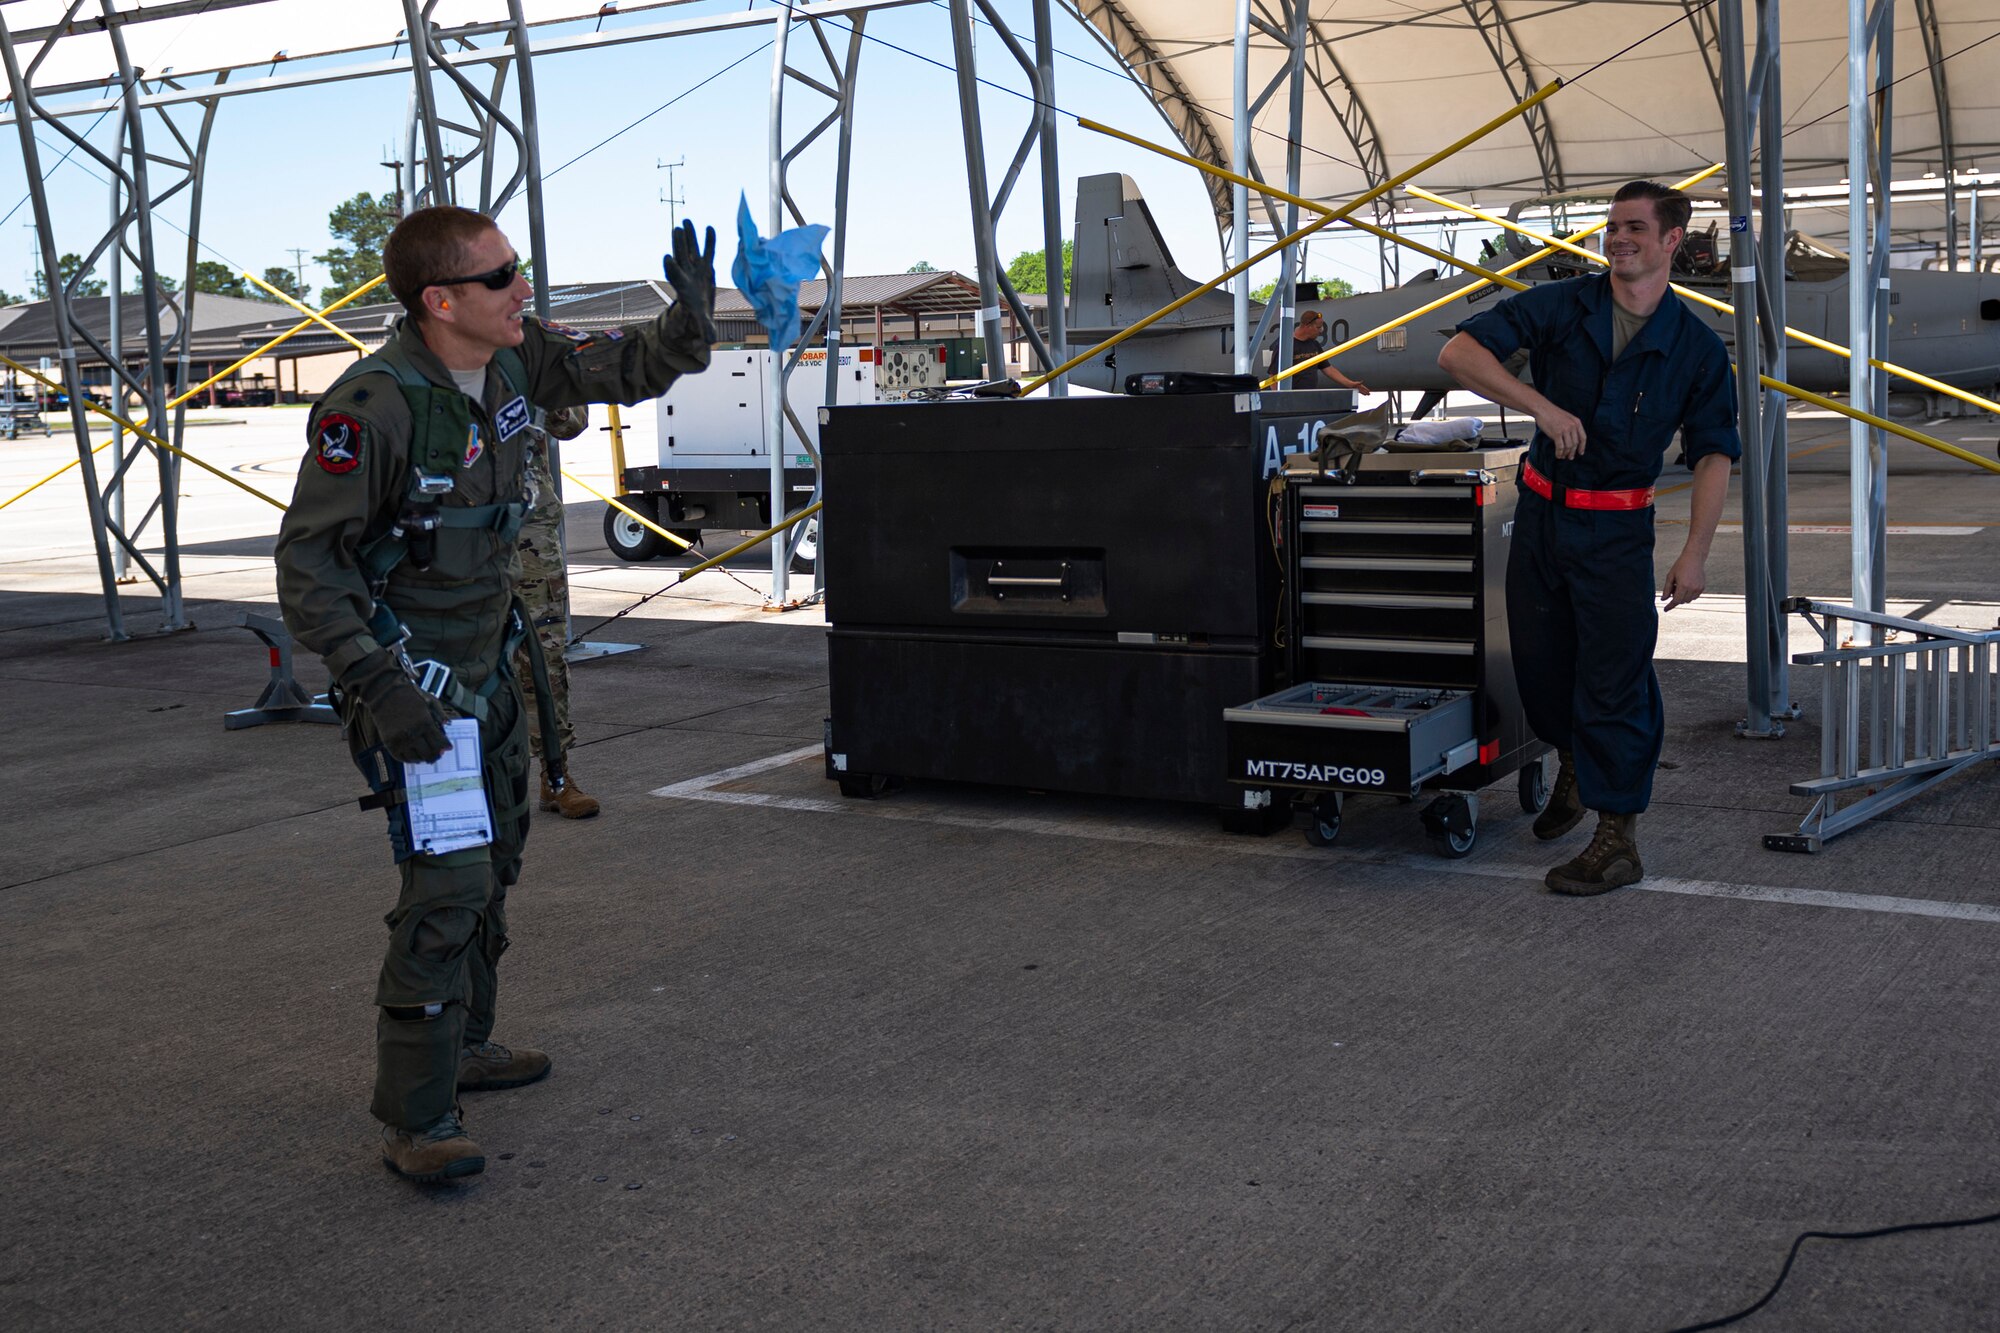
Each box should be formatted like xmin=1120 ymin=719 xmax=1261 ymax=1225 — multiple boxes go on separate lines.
xmin=382 ymin=206 xmax=497 ymax=318
xmin=1297 ymin=308 xmax=1324 ymax=326
xmin=1612 ymin=180 xmax=1692 ymax=237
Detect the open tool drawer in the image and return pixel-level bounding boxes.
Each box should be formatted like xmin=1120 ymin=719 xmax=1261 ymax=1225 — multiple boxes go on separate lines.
xmin=1223 ymin=682 xmax=1477 ymax=798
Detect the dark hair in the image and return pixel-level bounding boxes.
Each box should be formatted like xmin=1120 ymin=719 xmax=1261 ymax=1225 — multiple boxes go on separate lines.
xmin=1611 ymin=180 xmax=1692 ymax=237
xmin=382 ymin=206 xmax=497 ymax=319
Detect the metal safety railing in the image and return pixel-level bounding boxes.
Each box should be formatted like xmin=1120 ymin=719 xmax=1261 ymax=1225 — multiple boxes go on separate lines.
xmin=1767 ymin=598 xmax=2000 ymax=852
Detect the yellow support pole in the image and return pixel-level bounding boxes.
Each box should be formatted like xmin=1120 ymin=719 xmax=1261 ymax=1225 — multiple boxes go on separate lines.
xmin=1403 ymin=182 xmax=2000 ymax=424
xmin=678 ymin=500 xmax=822 ymax=583
xmin=0 ymin=435 xmax=113 ymax=512
xmin=1264 ymin=162 xmax=1727 ymax=388
xmin=241 ymin=270 xmax=367 ymax=352
xmin=559 ymin=466 xmax=695 ymax=551
xmin=1080 ymin=117 xmax=1530 ymax=294
xmin=1021 ymin=78 xmax=1567 ymax=397
xmin=0 ymin=352 xmax=289 ymax=509
xmin=167 ymin=274 xmax=387 ymax=411
xmin=605 ymin=403 xmax=629 ymax=489
xmin=1016 ymin=214 xmax=1336 ymax=396
xmin=1759 ymin=375 xmax=2000 ymax=475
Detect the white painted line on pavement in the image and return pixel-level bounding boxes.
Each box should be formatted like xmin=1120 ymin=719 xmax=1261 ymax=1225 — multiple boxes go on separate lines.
xmin=654 ymin=747 xmax=2000 ymax=924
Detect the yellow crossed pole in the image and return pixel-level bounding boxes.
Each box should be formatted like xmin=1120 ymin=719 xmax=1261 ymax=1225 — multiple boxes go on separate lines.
xmin=1401 ymin=183 xmax=2000 ymax=476
xmin=1262 ymin=162 xmax=1729 ymax=389
xmin=1404 ymin=182 xmax=2000 ymax=427
xmin=1077 ymin=118 xmax=1531 ymax=296
xmin=558 ymin=465 xmax=696 ymax=552
xmin=241 ymin=270 xmax=368 ymax=352
xmin=0 ymin=275 xmax=388 ymax=512
xmin=678 ymin=501 xmax=822 ymax=583
xmin=1014 ymin=78 xmax=1566 ymax=397
xmin=167 ymin=274 xmax=387 ymax=411
xmin=0 ymin=351 xmax=289 ymax=509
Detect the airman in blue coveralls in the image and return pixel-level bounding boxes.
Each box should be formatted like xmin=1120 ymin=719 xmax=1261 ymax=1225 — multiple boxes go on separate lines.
xmin=1439 ymin=181 xmax=1740 ymax=894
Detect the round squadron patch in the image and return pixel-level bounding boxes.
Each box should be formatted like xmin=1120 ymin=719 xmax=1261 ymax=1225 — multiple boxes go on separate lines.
xmin=314 ymin=413 xmax=365 ymax=474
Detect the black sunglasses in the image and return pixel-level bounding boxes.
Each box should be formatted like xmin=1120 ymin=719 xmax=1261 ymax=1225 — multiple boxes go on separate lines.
xmin=431 ymin=258 xmax=520 ymax=292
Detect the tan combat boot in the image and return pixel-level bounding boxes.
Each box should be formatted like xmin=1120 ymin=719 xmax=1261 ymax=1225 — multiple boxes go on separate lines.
xmin=1545 ymin=812 xmax=1643 ymax=896
xmin=381 ymin=1107 xmax=485 ymax=1182
xmin=539 ymin=767 xmax=600 ymax=819
xmin=459 ymin=1039 xmax=553 ymax=1092
xmin=1532 ymin=750 xmax=1586 ymax=841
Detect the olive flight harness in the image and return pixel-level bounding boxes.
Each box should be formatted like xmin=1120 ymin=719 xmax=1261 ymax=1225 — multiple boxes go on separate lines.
xmin=348 ymin=339 xmax=568 ymax=797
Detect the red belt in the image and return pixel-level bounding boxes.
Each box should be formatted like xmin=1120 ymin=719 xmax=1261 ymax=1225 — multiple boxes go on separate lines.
xmin=1521 ymin=460 xmax=1654 ymax=511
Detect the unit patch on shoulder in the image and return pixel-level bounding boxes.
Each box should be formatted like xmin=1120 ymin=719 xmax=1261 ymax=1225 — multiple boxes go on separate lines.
xmin=494 ymin=395 xmax=531 ymax=441
xmin=540 ymin=319 xmax=591 ymax=343
xmin=314 ymin=413 xmax=365 ymax=474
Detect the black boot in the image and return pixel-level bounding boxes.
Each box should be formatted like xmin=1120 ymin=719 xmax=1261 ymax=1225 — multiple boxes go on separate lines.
xmin=1545 ymin=812 xmax=1643 ymax=896
xmin=1532 ymin=749 xmax=1586 ymax=841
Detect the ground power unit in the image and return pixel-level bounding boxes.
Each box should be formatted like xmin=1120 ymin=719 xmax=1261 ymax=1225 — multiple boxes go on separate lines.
xmin=605 ymin=346 xmax=878 ymax=571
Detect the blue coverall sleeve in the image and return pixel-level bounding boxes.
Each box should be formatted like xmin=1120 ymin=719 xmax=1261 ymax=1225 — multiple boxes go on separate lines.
xmin=1454 ymin=281 xmax=1571 ymax=361
xmin=1678 ymin=340 xmax=1742 ymax=466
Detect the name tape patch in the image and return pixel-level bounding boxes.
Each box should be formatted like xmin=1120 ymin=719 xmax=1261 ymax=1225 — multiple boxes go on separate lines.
xmin=494 ymin=395 xmax=531 ymax=442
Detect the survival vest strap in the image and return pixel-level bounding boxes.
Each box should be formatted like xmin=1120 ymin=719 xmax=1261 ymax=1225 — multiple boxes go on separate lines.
xmin=352 ymin=339 xmax=535 ymax=611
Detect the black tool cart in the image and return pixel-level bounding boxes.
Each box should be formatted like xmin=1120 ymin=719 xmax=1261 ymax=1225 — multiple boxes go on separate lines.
xmin=1222 ymin=444 xmax=1551 ymax=856
xmin=820 ymin=388 xmax=1354 ymax=829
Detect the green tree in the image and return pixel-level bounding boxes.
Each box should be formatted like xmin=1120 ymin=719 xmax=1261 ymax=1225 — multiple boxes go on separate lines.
xmin=128 ymin=273 xmax=180 ymax=296
xmin=1250 ymin=274 xmax=1354 ymax=304
xmin=31 ymin=253 xmax=106 ymax=299
xmin=316 ymin=190 xmax=399 ymax=305
xmin=906 ymin=260 xmax=937 ymax=274
xmin=260 ymin=266 xmax=306 ymax=301
xmin=1003 ymin=240 xmax=1073 ymax=295
xmin=191 ymin=261 xmax=250 ymax=298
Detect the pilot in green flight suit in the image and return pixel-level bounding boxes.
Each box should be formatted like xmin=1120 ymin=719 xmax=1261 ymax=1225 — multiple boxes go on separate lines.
xmin=275 ymin=206 xmax=719 ymax=1182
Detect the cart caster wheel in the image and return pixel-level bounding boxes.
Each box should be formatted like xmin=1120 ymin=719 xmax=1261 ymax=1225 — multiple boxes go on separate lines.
xmin=1518 ymin=754 xmax=1550 ymax=815
xmin=1421 ymin=793 xmax=1478 ymax=859
xmin=838 ymin=773 xmax=894 ymax=800
xmin=1304 ymin=794 xmax=1343 ymax=847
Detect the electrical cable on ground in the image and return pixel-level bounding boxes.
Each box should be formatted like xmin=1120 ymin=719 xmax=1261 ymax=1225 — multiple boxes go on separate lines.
xmin=1666 ymin=1206 xmax=2000 ymax=1331
xmin=567 ymin=555 xmax=769 ymax=641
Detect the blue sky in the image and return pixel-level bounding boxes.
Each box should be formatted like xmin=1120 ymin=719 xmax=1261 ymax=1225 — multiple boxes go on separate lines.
xmin=0 ymin=0 xmax=1419 ymax=306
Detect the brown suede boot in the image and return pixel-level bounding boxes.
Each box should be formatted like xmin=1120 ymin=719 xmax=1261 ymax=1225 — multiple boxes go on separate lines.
xmin=1545 ymin=812 xmax=1643 ymax=896
xmin=381 ymin=1107 xmax=484 ymax=1182
xmin=540 ymin=767 xmax=600 ymax=819
xmin=1532 ymin=750 xmax=1586 ymax=841
xmin=459 ymin=1039 xmax=553 ymax=1092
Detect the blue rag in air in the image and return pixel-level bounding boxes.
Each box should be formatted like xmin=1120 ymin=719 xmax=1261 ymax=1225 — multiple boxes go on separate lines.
xmin=732 ymin=194 xmax=829 ymax=355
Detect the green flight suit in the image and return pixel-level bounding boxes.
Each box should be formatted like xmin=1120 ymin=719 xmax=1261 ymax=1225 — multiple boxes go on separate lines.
xmin=275 ymin=307 xmax=708 ymax=1131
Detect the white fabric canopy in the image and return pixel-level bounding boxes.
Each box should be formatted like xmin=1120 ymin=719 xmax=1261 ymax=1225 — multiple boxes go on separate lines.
xmin=1061 ymin=1 xmax=2000 ymax=252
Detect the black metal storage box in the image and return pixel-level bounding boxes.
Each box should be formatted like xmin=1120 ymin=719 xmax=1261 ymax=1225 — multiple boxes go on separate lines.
xmin=821 ymin=390 xmax=1354 ymax=808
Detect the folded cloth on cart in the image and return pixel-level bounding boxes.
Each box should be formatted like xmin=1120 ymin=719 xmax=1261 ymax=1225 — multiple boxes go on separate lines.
xmin=731 ymin=193 xmax=830 ymax=354
xmin=1387 ymin=416 xmax=1485 ymax=450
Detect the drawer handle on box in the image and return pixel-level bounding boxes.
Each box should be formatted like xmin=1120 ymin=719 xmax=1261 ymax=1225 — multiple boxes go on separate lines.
xmin=988 ymin=561 xmax=1069 ymax=601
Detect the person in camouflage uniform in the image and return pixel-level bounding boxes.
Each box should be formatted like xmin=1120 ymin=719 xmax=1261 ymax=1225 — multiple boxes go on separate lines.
xmin=512 ymin=402 xmax=598 ymax=819
xmin=274 ymin=206 xmax=719 ymax=1183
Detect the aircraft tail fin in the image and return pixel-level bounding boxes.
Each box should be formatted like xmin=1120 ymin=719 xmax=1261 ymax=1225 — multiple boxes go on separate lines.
xmin=1068 ymin=173 xmax=1243 ymax=338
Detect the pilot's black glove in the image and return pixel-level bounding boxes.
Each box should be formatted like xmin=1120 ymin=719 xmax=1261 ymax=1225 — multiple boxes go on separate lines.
xmin=662 ymin=219 xmax=720 ymax=345
xmin=342 ymin=648 xmax=448 ymax=764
